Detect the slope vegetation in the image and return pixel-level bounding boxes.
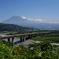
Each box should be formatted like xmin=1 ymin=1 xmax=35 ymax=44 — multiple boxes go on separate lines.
xmin=0 ymin=23 xmax=35 ymax=32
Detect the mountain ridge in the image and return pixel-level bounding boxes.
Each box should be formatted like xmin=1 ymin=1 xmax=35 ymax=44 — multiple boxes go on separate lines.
xmin=0 ymin=23 xmax=37 ymax=32
xmin=2 ymin=16 xmax=59 ymax=30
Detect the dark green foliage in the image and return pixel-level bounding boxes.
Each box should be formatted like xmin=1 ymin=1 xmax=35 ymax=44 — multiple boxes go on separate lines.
xmin=0 ymin=23 xmax=35 ymax=32
xmin=0 ymin=40 xmax=59 ymax=59
xmin=28 ymin=41 xmax=59 ymax=59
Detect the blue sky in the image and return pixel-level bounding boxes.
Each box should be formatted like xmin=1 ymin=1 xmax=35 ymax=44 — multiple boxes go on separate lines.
xmin=0 ymin=0 xmax=59 ymax=23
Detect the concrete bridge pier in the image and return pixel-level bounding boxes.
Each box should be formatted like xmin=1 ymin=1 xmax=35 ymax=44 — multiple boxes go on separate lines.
xmin=34 ymin=34 xmax=37 ymax=37
xmin=8 ymin=38 xmax=10 ymax=43
xmin=28 ymin=35 xmax=33 ymax=39
xmin=20 ymin=36 xmax=22 ymax=42
xmin=33 ymin=34 xmax=36 ymax=37
xmin=31 ymin=35 xmax=33 ymax=38
xmin=28 ymin=35 xmax=31 ymax=38
xmin=20 ymin=36 xmax=26 ymax=42
xmin=21 ymin=36 xmax=26 ymax=42
xmin=36 ymin=34 xmax=38 ymax=36
xmin=22 ymin=36 xmax=24 ymax=42
xmin=12 ymin=37 xmax=14 ymax=46
xmin=37 ymin=34 xmax=39 ymax=36
xmin=32 ymin=34 xmax=35 ymax=37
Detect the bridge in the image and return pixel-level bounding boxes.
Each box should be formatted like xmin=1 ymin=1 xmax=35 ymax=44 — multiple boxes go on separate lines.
xmin=0 ymin=32 xmax=51 ymax=46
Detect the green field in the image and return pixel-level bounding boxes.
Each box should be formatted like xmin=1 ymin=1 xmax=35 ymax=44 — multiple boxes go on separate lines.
xmin=32 ymin=33 xmax=59 ymax=43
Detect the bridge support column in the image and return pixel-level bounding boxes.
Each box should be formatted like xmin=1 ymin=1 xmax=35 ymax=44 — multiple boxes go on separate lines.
xmin=28 ymin=35 xmax=31 ymax=39
xmin=22 ymin=36 xmax=26 ymax=42
xmin=31 ymin=35 xmax=33 ymax=38
xmin=33 ymin=34 xmax=36 ymax=37
xmin=37 ymin=34 xmax=39 ymax=36
xmin=36 ymin=34 xmax=38 ymax=36
xmin=22 ymin=36 xmax=24 ymax=42
xmin=23 ymin=36 xmax=26 ymax=41
xmin=33 ymin=34 xmax=35 ymax=37
xmin=12 ymin=37 xmax=14 ymax=46
xmin=34 ymin=34 xmax=37 ymax=37
xmin=20 ymin=36 xmax=22 ymax=42
xmin=8 ymin=38 xmax=10 ymax=43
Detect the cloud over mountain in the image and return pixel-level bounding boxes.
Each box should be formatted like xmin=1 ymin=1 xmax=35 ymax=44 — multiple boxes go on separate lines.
xmin=2 ymin=16 xmax=59 ymax=30
xmin=21 ymin=16 xmax=59 ymax=23
xmin=21 ymin=16 xmax=27 ymax=19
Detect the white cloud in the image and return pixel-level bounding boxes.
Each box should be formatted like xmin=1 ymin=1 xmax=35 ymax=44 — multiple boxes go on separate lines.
xmin=27 ymin=18 xmax=43 ymax=22
xmin=27 ymin=18 xmax=46 ymax=22
xmin=34 ymin=19 xmax=43 ymax=22
xmin=21 ymin=16 xmax=59 ymax=23
xmin=21 ymin=16 xmax=26 ymax=19
xmin=28 ymin=18 xmax=59 ymax=23
xmin=27 ymin=18 xmax=33 ymax=21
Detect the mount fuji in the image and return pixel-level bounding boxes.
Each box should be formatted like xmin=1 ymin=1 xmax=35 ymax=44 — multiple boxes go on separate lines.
xmin=2 ymin=16 xmax=59 ymax=30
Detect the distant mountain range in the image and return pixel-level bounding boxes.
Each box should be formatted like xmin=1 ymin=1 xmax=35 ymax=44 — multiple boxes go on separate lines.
xmin=0 ymin=23 xmax=37 ymax=32
xmin=2 ymin=16 xmax=59 ymax=30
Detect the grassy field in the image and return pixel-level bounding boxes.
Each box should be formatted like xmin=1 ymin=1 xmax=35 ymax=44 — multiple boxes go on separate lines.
xmin=32 ymin=33 xmax=59 ymax=43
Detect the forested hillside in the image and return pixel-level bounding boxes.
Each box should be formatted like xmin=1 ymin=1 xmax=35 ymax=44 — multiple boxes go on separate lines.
xmin=0 ymin=23 xmax=36 ymax=32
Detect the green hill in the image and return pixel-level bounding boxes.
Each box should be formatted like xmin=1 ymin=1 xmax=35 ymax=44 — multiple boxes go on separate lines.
xmin=0 ymin=23 xmax=36 ymax=32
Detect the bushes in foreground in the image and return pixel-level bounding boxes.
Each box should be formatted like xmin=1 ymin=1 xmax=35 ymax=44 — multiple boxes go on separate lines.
xmin=0 ymin=40 xmax=59 ymax=59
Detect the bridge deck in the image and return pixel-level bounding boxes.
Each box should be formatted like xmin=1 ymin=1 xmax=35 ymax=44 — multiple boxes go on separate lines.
xmin=0 ymin=32 xmax=50 ymax=39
